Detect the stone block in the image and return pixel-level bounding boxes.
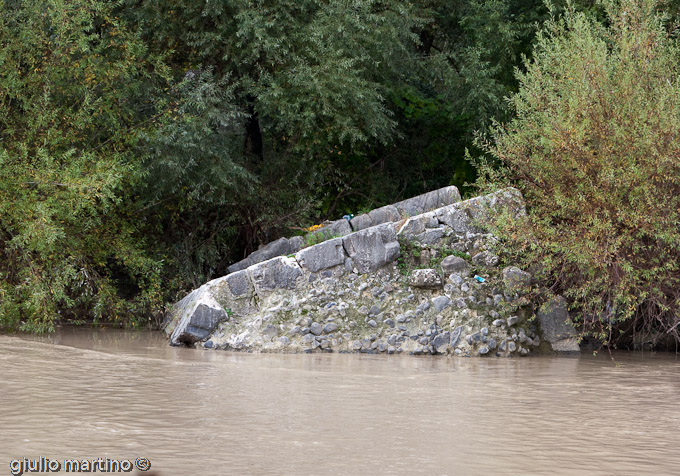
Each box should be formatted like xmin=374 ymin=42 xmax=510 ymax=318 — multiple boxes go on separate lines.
xmin=295 ymin=237 xmax=347 ymax=273
xmin=168 ymin=285 xmax=230 ymax=346
xmin=207 ymin=273 xmax=258 ymax=317
xmin=394 ymin=191 xmax=437 ymax=217
xmin=249 ymin=237 xmax=292 ymax=264
xmin=349 ymin=214 xmax=373 ymax=232
xmin=368 ymin=205 xmax=401 ymax=226
xmin=180 ymin=304 xmax=227 ymax=344
xmin=463 ymin=187 xmax=527 ymax=227
xmin=307 ymin=219 xmax=352 ymax=244
xmin=437 ymin=186 xmax=462 ymax=206
xmin=247 ymin=256 xmax=304 ymax=294
xmin=435 ymin=187 xmax=526 ymax=235
xmin=225 ymin=270 xmax=252 ymax=297
xmin=436 ymin=205 xmax=479 ymax=234
xmin=288 ymin=235 xmax=305 ymax=253
xmin=227 ymin=257 xmax=254 ymax=274
xmin=342 ymin=223 xmax=400 ymax=274
xmin=413 ymin=228 xmax=446 ymax=245
xmin=397 ymin=211 xmax=438 ymax=238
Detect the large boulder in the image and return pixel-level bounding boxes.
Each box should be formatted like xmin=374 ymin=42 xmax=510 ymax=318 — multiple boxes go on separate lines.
xmin=342 ymin=223 xmax=400 ymax=274
xmin=295 ymin=237 xmax=347 ymax=273
xmin=537 ymin=296 xmax=580 ymax=353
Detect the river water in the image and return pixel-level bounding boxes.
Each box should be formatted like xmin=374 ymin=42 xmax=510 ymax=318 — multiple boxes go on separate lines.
xmin=1 ymin=328 xmax=679 ymax=476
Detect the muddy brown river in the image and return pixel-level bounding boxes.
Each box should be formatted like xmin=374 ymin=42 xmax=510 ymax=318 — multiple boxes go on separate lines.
xmin=1 ymin=328 xmax=679 ymax=476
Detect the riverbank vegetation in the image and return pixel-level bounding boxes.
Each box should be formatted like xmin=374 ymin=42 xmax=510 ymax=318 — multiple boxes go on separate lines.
xmin=1 ymin=0 xmax=678 ymax=347
xmin=477 ymin=0 xmax=680 ymax=347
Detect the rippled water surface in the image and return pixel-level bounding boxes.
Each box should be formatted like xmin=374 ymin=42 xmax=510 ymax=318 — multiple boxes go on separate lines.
xmin=1 ymin=328 xmax=679 ymax=476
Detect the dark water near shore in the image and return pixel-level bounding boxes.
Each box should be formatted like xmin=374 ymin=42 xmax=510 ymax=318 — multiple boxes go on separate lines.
xmin=1 ymin=328 xmax=679 ymax=476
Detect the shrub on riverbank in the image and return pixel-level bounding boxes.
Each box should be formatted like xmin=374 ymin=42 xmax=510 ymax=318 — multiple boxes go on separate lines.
xmin=476 ymin=0 xmax=680 ymax=346
xmin=0 ymin=0 xmax=166 ymax=332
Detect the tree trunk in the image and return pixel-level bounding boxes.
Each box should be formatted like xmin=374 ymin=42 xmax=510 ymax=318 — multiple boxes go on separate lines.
xmin=244 ymin=98 xmax=263 ymax=161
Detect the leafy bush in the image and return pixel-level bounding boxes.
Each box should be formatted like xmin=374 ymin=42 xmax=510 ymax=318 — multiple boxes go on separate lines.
xmin=477 ymin=0 xmax=680 ymax=345
xmin=0 ymin=0 xmax=166 ymax=331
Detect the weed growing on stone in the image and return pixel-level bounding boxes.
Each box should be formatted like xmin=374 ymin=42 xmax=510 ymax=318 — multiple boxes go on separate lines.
xmin=396 ymin=237 xmax=421 ymax=276
xmin=450 ymin=250 xmax=472 ymax=261
xmin=397 ymin=256 xmax=410 ymax=276
xmin=304 ymin=230 xmax=341 ymax=248
xmin=397 ymin=235 xmax=475 ymax=277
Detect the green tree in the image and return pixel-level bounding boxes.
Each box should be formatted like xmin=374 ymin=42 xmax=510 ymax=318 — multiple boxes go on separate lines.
xmin=477 ymin=0 xmax=680 ymax=346
xmin=138 ymin=70 xmax=254 ymax=289
xmin=367 ymin=0 xmax=543 ymax=202
xmin=124 ymin=0 xmax=429 ymax=267
xmin=125 ymin=0 xmax=567 ymax=287
xmin=0 ymin=0 xmax=166 ymax=331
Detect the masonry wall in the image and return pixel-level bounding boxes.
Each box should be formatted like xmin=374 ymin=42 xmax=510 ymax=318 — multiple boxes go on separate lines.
xmin=164 ymin=188 xmax=580 ymax=356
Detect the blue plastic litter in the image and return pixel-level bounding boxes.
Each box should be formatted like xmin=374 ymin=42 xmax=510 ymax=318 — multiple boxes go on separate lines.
xmin=343 ymin=214 xmax=355 ymax=221
xmin=473 ymin=275 xmax=485 ymax=283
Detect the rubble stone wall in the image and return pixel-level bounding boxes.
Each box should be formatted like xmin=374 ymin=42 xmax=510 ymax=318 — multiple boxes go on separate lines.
xmin=164 ymin=188 xmax=580 ymax=356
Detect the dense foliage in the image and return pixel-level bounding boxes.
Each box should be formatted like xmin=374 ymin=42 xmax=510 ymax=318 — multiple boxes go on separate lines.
xmin=0 ymin=0 xmax=167 ymax=331
xmin=477 ymin=0 xmax=680 ymax=346
xmin=4 ymin=0 xmax=677 ymax=338
xmin=124 ymin=0 xmax=564 ymax=288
